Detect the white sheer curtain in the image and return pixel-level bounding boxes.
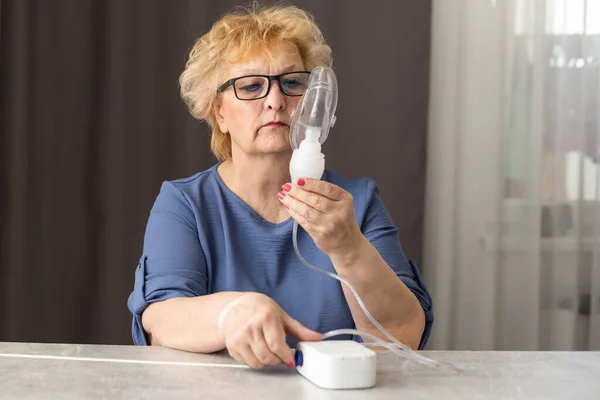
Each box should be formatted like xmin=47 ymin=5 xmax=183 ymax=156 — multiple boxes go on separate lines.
xmin=425 ymin=0 xmax=600 ymax=350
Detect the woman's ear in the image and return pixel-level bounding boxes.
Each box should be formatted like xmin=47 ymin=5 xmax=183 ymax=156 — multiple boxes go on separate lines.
xmin=212 ymin=97 xmax=229 ymax=134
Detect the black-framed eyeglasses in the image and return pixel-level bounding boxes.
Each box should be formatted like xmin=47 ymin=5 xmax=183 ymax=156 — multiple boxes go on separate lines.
xmin=216 ymin=71 xmax=311 ymax=100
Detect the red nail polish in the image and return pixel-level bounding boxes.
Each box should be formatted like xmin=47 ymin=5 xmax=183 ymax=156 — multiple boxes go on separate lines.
xmin=282 ymin=183 xmax=292 ymax=192
xmin=286 ymin=362 xmax=294 ymax=368
xmin=297 ymin=179 xmax=306 ymax=186
xmin=277 ymin=192 xmax=285 ymax=200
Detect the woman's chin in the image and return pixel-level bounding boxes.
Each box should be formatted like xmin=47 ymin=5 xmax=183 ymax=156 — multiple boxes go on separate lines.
xmin=259 ymin=138 xmax=292 ymax=154
xmin=263 ymin=145 xmax=292 ymax=155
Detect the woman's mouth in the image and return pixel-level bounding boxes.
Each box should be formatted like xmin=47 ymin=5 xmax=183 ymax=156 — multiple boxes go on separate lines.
xmin=264 ymin=121 xmax=288 ymax=128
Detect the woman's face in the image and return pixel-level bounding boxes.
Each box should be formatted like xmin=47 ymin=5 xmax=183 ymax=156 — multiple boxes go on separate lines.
xmin=212 ymin=43 xmax=305 ymax=159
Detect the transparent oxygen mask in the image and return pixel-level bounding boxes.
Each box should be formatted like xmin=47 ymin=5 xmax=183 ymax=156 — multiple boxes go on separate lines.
xmin=289 ymin=66 xmax=338 ymax=150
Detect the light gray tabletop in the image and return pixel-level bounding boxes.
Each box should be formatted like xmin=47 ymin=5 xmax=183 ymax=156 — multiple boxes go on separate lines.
xmin=1 ymin=342 xmax=599 ymax=399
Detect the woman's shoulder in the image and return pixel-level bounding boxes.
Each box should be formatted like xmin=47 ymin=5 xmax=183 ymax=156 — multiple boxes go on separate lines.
xmin=151 ymin=164 xmax=220 ymax=211
xmin=167 ymin=164 xmax=219 ymax=191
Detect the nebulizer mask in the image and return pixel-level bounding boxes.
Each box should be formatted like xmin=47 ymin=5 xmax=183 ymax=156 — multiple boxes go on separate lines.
xmin=288 ymin=67 xmax=453 ymax=370
xmin=288 ymin=66 xmax=338 ymax=183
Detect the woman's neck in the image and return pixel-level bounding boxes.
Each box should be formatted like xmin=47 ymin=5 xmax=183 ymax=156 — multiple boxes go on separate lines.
xmin=217 ymin=152 xmax=292 ymax=223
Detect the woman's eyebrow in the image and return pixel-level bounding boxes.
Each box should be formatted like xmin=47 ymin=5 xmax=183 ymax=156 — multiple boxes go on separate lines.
xmin=232 ymin=64 xmax=302 ymax=76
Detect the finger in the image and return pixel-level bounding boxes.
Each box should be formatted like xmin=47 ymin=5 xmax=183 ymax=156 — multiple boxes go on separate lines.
xmin=283 ymin=315 xmax=322 ymax=342
xmin=263 ymin=321 xmax=294 ymax=366
xmin=279 ymin=195 xmax=311 ymax=228
xmin=278 ymin=191 xmax=319 ymax=223
xmin=237 ymin=343 xmax=264 ymax=369
xmin=248 ymin=331 xmax=285 ymax=366
xmin=294 ymin=178 xmax=346 ymax=201
xmin=282 ymin=184 xmax=333 ymax=213
xmin=228 ymin=349 xmax=246 ymax=366
xmin=228 ymin=347 xmax=254 ymax=368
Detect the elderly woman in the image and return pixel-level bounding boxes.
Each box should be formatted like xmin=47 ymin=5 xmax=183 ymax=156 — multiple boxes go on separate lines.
xmin=127 ymin=4 xmax=433 ymax=369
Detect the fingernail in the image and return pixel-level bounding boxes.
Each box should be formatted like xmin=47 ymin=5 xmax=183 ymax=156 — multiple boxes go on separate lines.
xmin=277 ymin=192 xmax=285 ymax=200
xmin=282 ymin=183 xmax=292 ymax=192
xmin=286 ymin=362 xmax=294 ymax=368
xmin=297 ymin=179 xmax=306 ymax=186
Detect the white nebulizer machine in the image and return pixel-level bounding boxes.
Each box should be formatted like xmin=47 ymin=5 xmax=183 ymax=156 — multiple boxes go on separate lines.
xmin=287 ymin=67 xmax=455 ymax=390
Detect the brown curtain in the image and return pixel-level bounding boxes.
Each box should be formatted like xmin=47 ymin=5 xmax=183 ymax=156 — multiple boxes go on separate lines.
xmin=0 ymin=0 xmax=431 ymax=344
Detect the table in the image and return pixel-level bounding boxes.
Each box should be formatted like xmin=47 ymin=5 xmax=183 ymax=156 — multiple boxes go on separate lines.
xmin=1 ymin=342 xmax=599 ymax=399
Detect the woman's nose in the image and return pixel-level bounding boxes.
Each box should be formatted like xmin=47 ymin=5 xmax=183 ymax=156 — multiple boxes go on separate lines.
xmin=264 ymin=81 xmax=286 ymax=111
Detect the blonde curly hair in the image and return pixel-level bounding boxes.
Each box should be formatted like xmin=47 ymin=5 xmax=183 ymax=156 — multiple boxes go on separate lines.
xmin=179 ymin=3 xmax=333 ymax=161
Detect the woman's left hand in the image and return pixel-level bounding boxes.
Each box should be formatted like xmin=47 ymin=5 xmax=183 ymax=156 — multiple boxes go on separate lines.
xmin=278 ymin=178 xmax=364 ymax=258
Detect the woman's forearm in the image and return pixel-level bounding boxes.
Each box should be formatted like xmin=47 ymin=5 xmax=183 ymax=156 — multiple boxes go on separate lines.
xmin=141 ymin=291 xmax=246 ymax=353
xmin=329 ymin=236 xmax=425 ymax=349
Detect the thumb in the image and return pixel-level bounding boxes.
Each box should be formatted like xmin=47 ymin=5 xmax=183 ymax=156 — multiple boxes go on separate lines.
xmin=283 ymin=315 xmax=322 ymax=342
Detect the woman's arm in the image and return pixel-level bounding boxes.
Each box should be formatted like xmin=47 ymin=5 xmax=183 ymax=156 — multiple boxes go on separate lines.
xmin=328 ymin=236 xmax=425 ymax=349
xmin=127 ymin=181 xmax=212 ymax=347
xmin=141 ymin=292 xmax=245 ymax=353
xmin=279 ymin=177 xmax=431 ymax=349
xmin=142 ymin=291 xmax=321 ymax=368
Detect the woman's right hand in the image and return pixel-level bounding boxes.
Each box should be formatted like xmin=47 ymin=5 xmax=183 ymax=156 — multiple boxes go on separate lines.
xmin=218 ymin=293 xmax=321 ymax=369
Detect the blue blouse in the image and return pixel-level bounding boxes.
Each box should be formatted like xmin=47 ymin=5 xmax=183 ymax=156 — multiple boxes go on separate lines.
xmin=127 ymin=164 xmax=433 ymax=348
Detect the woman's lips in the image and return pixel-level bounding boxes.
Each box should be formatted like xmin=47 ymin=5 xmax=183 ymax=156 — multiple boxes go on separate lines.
xmin=263 ymin=122 xmax=288 ymax=128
